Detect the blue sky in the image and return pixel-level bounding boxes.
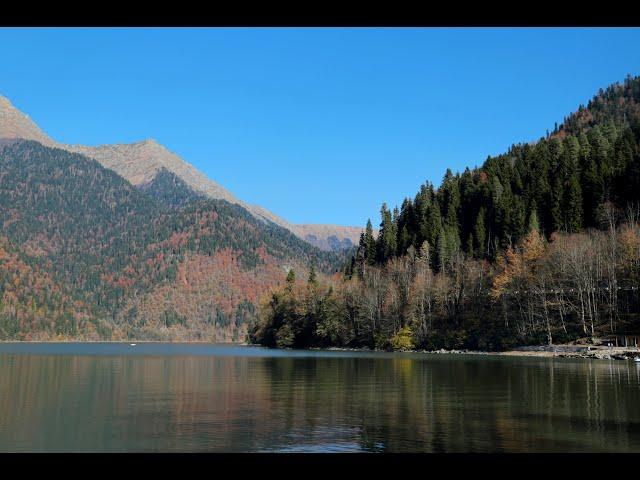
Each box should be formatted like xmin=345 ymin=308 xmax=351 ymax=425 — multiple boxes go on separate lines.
xmin=1 ymin=28 xmax=639 ymax=226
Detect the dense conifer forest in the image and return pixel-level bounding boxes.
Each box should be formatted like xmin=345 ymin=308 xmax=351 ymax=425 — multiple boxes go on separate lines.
xmin=251 ymin=75 xmax=640 ymax=351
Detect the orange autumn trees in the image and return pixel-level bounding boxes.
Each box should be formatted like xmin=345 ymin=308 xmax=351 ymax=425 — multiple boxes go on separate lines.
xmin=0 ymin=236 xmax=100 ymax=340
xmin=491 ymin=219 xmax=553 ymax=344
xmin=490 ymin=205 xmax=640 ymax=347
xmin=0 ymin=140 xmax=345 ymax=341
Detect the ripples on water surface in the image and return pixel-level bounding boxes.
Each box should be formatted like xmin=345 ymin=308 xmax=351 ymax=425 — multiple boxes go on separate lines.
xmin=1 ymin=343 xmax=640 ymax=452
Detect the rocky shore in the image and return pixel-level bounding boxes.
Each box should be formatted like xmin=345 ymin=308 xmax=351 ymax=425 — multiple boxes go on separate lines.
xmin=496 ymin=346 xmax=640 ymax=360
xmin=327 ymin=345 xmax=640 ymax=360
xmin=418 ymin=345 xmax=640 ymax=360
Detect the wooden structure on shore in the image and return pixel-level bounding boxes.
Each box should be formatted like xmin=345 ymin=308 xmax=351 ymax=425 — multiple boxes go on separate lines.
xmin=596 ymin=332 xmax=640 ymax=348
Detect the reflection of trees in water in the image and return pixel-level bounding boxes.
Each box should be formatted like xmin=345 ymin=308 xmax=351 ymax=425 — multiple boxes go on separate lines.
xmin=257 ymin=357 xmax=640 ymax=452
xmin=1 ymin=354 xmax=640 ymax=452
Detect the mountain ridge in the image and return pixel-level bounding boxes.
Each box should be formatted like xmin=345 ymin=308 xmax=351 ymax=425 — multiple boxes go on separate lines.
xmin=0 ymin=94 xmax=363 ymax=251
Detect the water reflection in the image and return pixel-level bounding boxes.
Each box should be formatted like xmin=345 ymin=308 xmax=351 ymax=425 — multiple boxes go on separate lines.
xmin=1 ymin=345 xmax=640 ymax=452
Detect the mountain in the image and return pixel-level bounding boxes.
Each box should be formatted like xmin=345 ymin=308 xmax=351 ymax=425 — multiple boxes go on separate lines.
xmin=139 ymin=168 xmax=207 ymax=209
xmin=0 ymin=139 xmax=343 ymax=341
xmin=291 ymin=224 xmax=365 ymax=251
xmin=0 ymin=95 xmax=363 ymax=251
xmin=65 ymin=139 xmax=240 ymax=203
xmin=0 ymin=96 xmax=56 ymax=147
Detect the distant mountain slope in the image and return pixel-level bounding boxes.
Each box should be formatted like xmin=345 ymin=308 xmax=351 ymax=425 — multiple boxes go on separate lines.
xmin=291 ymin=224 xmax=368 ymax=251
xmin=65 ymin=139 xmax=240 ymax=202
xmin=0 ymin=235 xmax=99 ymax=340
xmin=0 ymin=94 xmax=362 ymax=251
xmin=0 ymin=140 xmax=342 ymax=340
xmin=139 ymin=168 xmax=206 ymax=209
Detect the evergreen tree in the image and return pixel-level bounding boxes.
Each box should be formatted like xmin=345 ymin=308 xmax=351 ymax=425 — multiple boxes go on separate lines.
xmin=364 ymin=219 xmax=376 ymax=265
xmin=550 ymin=174 xmax=564 ymax=232
xmin=581 ymin=153 xmax=604 ymax=228
xmin=564 ymin=172 xmax=583 ymax=233
xmin=528 ymin=208 xmax=540 ymax=233
xmin=376 ymin=203 xmax=397 ymax=263
xmin=354 ymin=233 xmax=366 ymax=279
xmin=473 ymin=207 xmax=486 ymax=256
xmin=285 ymin=269 xmax=296 ymax=293
xmin=308 ymin=263 xmax=317 ymax=287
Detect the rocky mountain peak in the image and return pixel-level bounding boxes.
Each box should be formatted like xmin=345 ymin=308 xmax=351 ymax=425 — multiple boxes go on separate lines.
xmin=0 ymin=94 xmax=12 ymax=107
xmin=0 ymin=94 xmax=56 ymax=147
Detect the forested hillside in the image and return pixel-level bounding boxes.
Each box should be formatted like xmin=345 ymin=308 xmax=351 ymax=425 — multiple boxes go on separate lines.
xmin=0 ymin=140 xmax=342 ymax=340
xmin=139 ymin=167 xmax=206 ymax=209
xmin=251 ymin=75 xmax=640 ymax=351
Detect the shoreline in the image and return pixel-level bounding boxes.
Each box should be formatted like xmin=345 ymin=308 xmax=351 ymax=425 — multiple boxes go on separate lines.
xmin=321 ymin=346 xmax=640 ymax=360
xmin=2 ymin=340 xmax=639 ymax=360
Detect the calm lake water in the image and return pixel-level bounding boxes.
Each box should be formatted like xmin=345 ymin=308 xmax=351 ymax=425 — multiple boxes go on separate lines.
xmin=1 ymin=343 xmax=640 ymax=452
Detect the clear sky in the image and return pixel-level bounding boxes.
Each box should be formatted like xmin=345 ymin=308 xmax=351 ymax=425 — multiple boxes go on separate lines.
xmin=1 ymin=28 xmax=639 ymax=227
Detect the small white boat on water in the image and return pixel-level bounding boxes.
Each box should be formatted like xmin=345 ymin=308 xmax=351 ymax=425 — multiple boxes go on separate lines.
xmin=634 ymin=357 xmax=640 ymax=362
xmin=130 ymin=343 xmax=137 ymax=346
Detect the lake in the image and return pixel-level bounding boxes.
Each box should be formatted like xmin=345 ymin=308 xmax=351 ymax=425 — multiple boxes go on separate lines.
xmin=1 ymin=343 xmax=640 ymax=452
